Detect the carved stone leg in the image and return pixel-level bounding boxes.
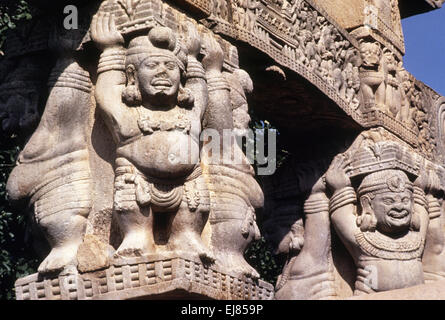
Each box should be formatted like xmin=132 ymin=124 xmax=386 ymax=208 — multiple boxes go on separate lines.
xmin=114 ymin=206 xmax=154 ymax=257
xmin=209 ymin=199 xmax=261 ymax=279
xmin=37 ymin=207 xmax=89 ymax=275
xmin=168 ymin=176 xmax=214 ymax=263
xmin=8 ymin=152 xmax=93 ymax=274
xmin=113 ymin=167 xmax=155 ymax=257
xmin=275 ymin=210 xmax=336 ymax=300
xmin=203 ymin=161 xmax=263 ymax=279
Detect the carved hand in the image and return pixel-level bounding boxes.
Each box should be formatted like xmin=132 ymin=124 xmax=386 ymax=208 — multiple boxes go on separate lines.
xmin=289 ymin=235 xmax=304 ymax=253
xmin=182 ymin=21 xmax=201 ymax=59
xmin=201 ymin=32 xmax=224 ymax=74
xmin=311 ymin=176 xmax=327 ymax=194
xmin=325 ymin=154 xmax=352 ymax=192
xmin=91 ymin=12 xmax=124 ymax=51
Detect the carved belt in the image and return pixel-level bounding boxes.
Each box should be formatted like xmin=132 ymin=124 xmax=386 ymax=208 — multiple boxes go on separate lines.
xmin=359 ymin=70 xmax=384 ymax=82
xmin=115 ymin=163 xmax=207 ymax=213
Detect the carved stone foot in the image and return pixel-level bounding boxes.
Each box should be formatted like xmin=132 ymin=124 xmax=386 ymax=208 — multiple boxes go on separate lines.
xmin=170 ymin=232 xmax=215 ymax=265
xmin=38 ymin=244 xmax=78 ymax=275
xmin=219 ymin=252 xmax=260 ymax=279
xmin=114 ymin=231 xmax=152 ymax=258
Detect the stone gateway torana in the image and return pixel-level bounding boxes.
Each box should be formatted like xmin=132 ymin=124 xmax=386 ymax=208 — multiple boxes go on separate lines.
xmin=2 ymin=0 xmax=445 ymax=300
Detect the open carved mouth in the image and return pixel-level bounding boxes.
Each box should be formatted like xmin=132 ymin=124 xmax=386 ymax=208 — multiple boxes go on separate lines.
xmin=388 ymin=210 xmax=409 ymax=219
xmin=152 ymin=79 xmax=172 ymax=88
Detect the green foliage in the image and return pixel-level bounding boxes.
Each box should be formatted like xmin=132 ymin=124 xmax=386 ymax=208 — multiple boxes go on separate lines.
xmin=242 ymin=114 xmax=288 ymax=286
xmin=244 ymin=237 xmax=280 ymax=285
xmin=0 ymin=0 xmax=32 ymax=50
xmin=0 ymin=0 xmax=38 ymax=300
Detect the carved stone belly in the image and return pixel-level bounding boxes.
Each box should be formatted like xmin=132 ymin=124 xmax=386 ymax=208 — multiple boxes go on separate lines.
xmin=117 ymin=131 xmax=199 ymax=179
xmin=360 ymin=71 xmax=385 ymax=86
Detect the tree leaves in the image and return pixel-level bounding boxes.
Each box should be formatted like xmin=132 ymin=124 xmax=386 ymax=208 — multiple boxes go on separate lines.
xmin=0 ymin=0 xmax=32 ymax=49
xmin=244 ymin=237 xmax=281 ymax=284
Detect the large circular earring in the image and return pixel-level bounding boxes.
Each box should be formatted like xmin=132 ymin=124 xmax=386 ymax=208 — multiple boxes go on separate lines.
xmin=177 ymin=86 xmax=194 ymax=109
xmin=358 ymin=210 xmax=377 ymax=232
xmin=410 ymin=212 xmax=421 ymax=231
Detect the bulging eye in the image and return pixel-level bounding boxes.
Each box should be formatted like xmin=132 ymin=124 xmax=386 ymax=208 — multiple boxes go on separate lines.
xmin=402 ymin=197 xmax=410 ymax=204
xmin=383 ymin=198 xmax=394 ymax=205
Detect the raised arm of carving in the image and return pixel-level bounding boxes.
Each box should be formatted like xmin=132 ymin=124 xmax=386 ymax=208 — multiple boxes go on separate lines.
xmin=200 ymin=32 xmax=232 ymax=133
xmin=325 ymin=154 xmax=359 ymax=256
xmin=420 ymin=170 xmax=445 ymax=280
xmin=412 ymin=170 xmax=434 ymax=239
xmin=286 ymin=177 xmax=330 ymax=275
xmin=181 ymin=22 xmax=208 ymax=121
xmin=275 ymin=176 xmax=337 ymax=300
xmin=91 ymin=12 xmax=133 ymax=143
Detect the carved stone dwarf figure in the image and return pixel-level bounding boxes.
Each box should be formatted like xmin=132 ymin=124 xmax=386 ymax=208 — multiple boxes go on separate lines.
xmin=91 ymin=13 xmax=220 ymax=262
xmin=211 ymin=0 xmax=228 ymax=20
xmin=325 ymin=155 xmax=433 ymax=294
xmin=6 ymin=21 xmax=94 ymax=275
xmin=383 ymin=49 xmax=401 ymax=117
xmin=358 ymin=40 xmax=386 ymax=111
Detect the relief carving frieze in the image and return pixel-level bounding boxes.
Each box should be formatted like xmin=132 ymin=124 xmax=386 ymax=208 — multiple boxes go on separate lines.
xmin=205 ymin=0 xmax=363 ymax=125
xmin=2 ymin=0 xmax=445 ymax=301
xmin=200 ymin=0 xmax=442 ymax=159
xmin=5 ymin=0 xmax=272 ymax=300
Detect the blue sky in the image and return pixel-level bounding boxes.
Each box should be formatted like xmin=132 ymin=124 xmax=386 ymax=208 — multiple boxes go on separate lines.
xmin=402 ymin=8 xmax=445 ymax=95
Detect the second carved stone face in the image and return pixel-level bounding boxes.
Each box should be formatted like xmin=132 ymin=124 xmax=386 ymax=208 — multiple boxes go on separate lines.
xmin=137 ymin=55 xmax=181 ymax=107
xmin=360 ymin=42 xmax=381 ymax=68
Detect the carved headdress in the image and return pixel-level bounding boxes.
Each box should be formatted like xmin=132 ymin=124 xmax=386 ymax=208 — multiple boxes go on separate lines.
xmin=358 ymin=169 xmax=413 ymax=197
xmin=125 ymin=26 xmax=187 ymax=71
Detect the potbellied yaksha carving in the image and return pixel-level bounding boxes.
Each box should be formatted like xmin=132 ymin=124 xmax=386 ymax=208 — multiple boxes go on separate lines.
xmin=89 ymin=9 xmax=265 ymax=277
xmin=326 ymin=159 xmax=429 ymax=294
xmin=8 ymin=0 xmax=272 ymax=300
xmin=275 ymin=128 xmax=445 ymax=299
xmin=358 ymin=40 xmax=386 ymax=112
xmin=91 ymin=13 xmax=215 ymax=261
